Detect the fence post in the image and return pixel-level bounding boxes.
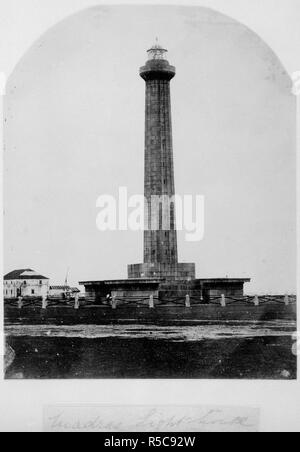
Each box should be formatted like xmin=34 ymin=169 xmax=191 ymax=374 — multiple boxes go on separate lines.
xmin=284 ymin=294 xmax=289 ymax=306
xmin=74 ymin=294 xmax=80 ymax=310
xmin=149 ymin=295 xmax=155 ymax=309
xmin=185 ymin=295 xmax=191 ymax=308
xmin=254 ymin=295 xmax=259 ymax=307
xmin=42 ymin=295 xmax=48 ymax=310
xmin=112 ymin=296 xmax=117 ymax=310
xmin=221 ymin=294 xmax=226 ymax=307
xmin=18 ymin=296 xmax=23 ymax=310
xmin=200 ymin=287 xmax=204 ymax=303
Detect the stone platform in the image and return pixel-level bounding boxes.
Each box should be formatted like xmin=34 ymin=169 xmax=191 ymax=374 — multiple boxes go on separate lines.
xmin=80 ymin=278 xmax=251 ymax=304
xmin=128 ymin=263 xmax=196 ymax=280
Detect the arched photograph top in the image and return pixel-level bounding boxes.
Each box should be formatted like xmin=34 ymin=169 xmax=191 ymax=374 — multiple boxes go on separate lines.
xmin=3 ymin=5 xmax=297 ymax=384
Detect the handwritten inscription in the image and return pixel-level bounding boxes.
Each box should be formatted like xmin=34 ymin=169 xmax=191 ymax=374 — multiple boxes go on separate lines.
xmin=45 ymin=405 xmax=260 ymax=433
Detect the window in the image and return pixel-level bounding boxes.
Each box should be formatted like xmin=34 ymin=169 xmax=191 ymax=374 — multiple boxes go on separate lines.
xmin=32 ymin=289 xmax=35 ymax=295
xmin=39 ymin=280 xmax=42 ymax=285
xmin=24 ymin=281 xmax=27 ymax=285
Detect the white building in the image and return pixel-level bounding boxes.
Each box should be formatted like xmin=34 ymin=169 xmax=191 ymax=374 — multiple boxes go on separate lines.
xmin=4 ymin=269 xmax=50 ymax=299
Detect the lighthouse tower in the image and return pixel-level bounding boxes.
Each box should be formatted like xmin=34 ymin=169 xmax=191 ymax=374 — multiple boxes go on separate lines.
xmin=81 ymin=43 xmax=250 ymax=302
xmin=128 ymin=42 xmax=196 ymax=280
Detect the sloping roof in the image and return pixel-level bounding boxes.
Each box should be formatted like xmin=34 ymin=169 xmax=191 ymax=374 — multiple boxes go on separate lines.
xmin=71 ymin=288 xmax=80 ymax=293
xmin=4 ymin=269 xmax=49 ymax=281
xmin=50 ymin=286 xmax=80 ymax=293
xmin=50 ymin=286 xmax=70 ymax=290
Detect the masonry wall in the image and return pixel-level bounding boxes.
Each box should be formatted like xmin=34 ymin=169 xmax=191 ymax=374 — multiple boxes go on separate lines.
xmin=4 ymin=279 xmax=49 ymax=299
xmin=4 ymin=303 xmax=297 ymax=325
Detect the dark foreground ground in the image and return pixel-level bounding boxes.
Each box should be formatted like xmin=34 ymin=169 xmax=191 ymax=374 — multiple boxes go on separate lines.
xmin=5 ymin=335 xmax=296 ymax=380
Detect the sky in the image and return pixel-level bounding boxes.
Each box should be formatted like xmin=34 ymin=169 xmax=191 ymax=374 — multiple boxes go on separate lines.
xmin=1 ymin=0 xmax=300 ymax=77
xmin=3 ymin=4 xmax=297 ymax=294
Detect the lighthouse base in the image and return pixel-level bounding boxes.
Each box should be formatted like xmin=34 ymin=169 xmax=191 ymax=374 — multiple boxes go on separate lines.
xmin=128 ymin=263 xmax=196 ymax=280
xmin=80 ymin=277 xmax=251 ymax=304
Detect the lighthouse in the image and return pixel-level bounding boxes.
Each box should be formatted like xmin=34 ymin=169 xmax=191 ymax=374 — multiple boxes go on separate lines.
xmin=81 ymin=43 xmax=250 ymax=302
xmin=128 ymin=42 xmax=196 ymax=280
